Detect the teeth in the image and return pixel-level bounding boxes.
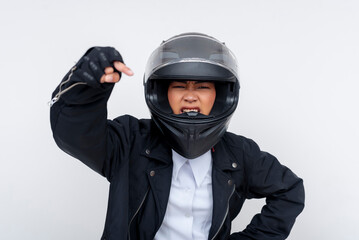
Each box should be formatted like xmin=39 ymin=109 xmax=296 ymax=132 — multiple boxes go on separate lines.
xmin=183 ymin=109 xmax=199 ymax=113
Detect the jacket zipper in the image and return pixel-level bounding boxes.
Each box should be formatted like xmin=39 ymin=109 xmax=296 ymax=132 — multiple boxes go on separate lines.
xmin=48 ymin=66 xmax=87 ymax=107
xmin=128 ymin=187 xmax=150 ymax=240
xmin=211 ymin=184 xmax=236 ymax=240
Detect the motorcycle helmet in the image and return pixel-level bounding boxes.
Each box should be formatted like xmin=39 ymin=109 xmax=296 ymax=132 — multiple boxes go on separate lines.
xmin=144 ymin=32 xmax=240 ymax=159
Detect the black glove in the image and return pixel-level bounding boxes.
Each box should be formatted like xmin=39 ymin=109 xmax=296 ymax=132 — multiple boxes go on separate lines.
xmin=49 ymin=47 xmax=124 ymax=107
xmin=70 ymin=46 xmax=124 ymax=88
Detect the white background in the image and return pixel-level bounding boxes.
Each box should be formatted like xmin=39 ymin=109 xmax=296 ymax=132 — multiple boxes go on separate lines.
xmin=1 ymin=0 xmax=358 ymax=239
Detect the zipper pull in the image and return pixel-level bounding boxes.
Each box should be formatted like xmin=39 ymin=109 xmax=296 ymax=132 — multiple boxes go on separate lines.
xmin=48 ymin=97 xmax=59 ymax=107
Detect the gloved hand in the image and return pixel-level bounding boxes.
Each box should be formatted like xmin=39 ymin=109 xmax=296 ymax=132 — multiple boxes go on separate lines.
xmin=49 ymin=47 xmax=133 ymax=107
xmin=70 ymin=46 xmax=134 ymax=88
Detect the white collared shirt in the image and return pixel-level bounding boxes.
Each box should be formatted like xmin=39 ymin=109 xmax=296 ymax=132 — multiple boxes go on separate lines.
xmin=154 ymin=150 xmax=213 ymax=240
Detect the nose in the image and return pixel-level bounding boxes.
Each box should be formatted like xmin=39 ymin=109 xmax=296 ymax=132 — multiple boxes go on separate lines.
xmin=183 ymin=90 xmax=198 ymax=103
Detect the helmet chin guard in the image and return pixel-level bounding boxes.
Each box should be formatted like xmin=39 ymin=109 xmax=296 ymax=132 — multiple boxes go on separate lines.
xmin=144 ymin=32 xmax=240 ymax=159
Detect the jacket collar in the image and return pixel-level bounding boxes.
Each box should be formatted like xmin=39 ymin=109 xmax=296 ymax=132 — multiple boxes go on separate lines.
xmin=140 ymin=132 xmax=173 ymax=164
xmin=212 ymin=137 xmax=240 ymax=171
xmin=142 ymin=132 xmax=240 ymax=169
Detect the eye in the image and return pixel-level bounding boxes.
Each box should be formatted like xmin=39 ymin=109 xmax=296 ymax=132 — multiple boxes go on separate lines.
xmin=171 ymin=85 xmax=185 ymax=89
xmin=196 ymin=83 xmax=214 ymax=90
xmin=197 ymin=85 xmax=210 ymax=89
xmin=169 ymin=82 xmax=186 ymax=89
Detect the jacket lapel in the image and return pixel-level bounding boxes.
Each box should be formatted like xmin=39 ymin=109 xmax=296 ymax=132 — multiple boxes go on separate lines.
xmin=208 ymin=140 xmax=239 ymax=240
xmin=141 ymin=136 xmax=173 ymax=230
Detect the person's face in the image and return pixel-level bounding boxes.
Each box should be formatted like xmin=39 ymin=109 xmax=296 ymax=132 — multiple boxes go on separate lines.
xmin=167 ymin=81 xmax=216 ymax=115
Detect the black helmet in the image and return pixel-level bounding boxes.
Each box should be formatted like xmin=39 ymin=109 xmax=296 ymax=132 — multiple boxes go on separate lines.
xmin=144 ymin=32 xmax=240 ymax=159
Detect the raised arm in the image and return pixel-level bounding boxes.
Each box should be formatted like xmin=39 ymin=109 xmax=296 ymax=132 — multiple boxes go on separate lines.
xmin=50 ymin=47 xmax=133 ymax=179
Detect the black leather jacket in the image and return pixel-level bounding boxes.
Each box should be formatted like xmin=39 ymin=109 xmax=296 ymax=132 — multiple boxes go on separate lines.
xmin=50 ymin=82 xmax=304 ymax=240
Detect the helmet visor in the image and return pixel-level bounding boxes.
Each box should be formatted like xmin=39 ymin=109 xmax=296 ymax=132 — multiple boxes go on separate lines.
xmin=144 ymin=33 xmax=239 ymax=83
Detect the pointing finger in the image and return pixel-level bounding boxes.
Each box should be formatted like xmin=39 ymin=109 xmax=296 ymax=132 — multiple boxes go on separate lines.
xmin=114 ymin=61 xmax=134 ymax=76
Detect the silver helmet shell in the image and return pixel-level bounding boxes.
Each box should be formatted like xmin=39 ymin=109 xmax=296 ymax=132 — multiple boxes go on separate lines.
xmin=144 ymin=32 xmax=240 ymax=159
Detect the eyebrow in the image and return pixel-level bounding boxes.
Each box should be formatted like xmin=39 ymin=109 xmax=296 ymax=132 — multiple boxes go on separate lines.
xmin=170 ymin=81 xmax=212 ymax=84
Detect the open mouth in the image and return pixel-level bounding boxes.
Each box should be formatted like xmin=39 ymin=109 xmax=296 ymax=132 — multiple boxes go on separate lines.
xmin=181 ymin=108 xmax=200 ymax=113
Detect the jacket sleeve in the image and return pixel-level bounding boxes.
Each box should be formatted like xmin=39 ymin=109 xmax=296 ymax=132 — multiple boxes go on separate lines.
xmin=230 ymin=138 xmax=305 ymax=240
xmin=50 ymin=66 xmax=132 ymax=182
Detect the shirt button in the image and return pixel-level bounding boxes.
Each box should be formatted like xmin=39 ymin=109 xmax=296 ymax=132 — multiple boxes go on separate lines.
xmin=150 ymin=170 xmax=155 ymax=177
xmin=228 ymin=179 xmax=233 ymax=186
xmin=232 ymin=162 xmax=238 ymax=168
xmin=145 ymin=149 xmax=150 ymax=155
xmin=185 ymin=213 xmax=191 ymax=218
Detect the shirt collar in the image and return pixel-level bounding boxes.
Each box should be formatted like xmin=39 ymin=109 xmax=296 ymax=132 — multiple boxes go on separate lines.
xmin=172 ymin=149 xmax=212 ymax=187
